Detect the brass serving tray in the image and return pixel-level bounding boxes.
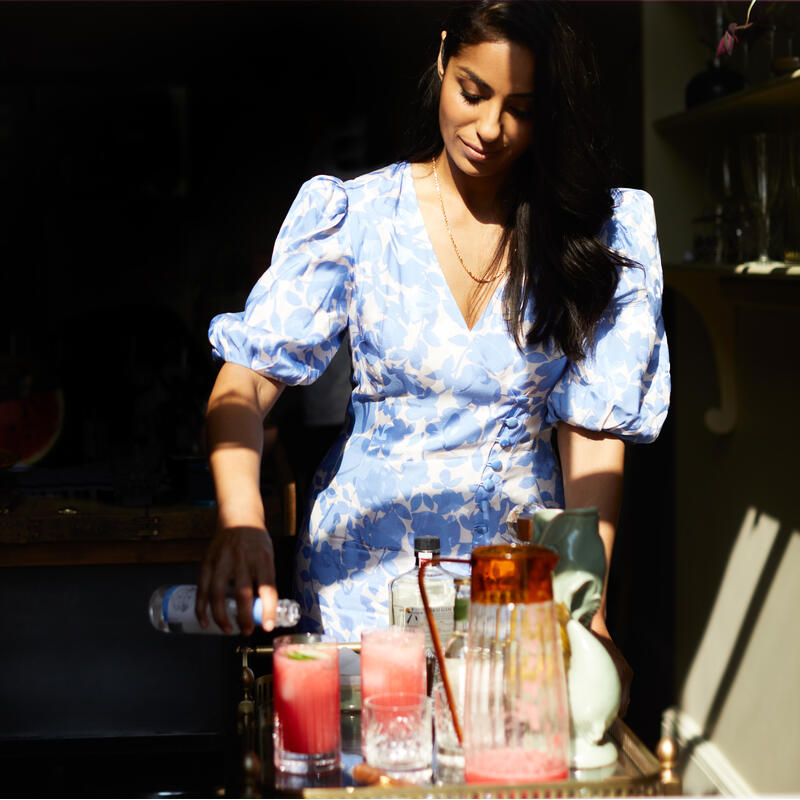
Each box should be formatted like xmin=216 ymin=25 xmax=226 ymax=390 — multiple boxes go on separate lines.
xmin=237 ymin=645 xmax=681 ymax=799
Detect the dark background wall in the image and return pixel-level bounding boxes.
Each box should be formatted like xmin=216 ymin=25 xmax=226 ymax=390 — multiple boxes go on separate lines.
xmin=0 ymin=2 xmax=668 ymax=796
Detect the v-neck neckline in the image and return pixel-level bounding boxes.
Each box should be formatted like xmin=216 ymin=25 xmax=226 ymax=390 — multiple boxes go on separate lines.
xmin=406 ymin=162 xmax=505 ymax=334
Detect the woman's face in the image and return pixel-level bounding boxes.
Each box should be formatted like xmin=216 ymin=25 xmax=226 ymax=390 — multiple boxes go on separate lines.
xmin=438 ymin=36 xmax=535 ymax=182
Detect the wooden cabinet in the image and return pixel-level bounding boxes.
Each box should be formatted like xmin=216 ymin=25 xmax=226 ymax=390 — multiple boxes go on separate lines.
xmin=652 ymin=67 xmax=800 ymax=433
xmin=0 ymin=436 xmax=296 ymax=566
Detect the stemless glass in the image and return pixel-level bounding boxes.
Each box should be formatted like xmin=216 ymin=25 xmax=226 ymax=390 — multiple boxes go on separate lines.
xmin=362 ymin=692 xmax=433 ymax=783
xmin=273 ymin=633 xmax=340 ymax=773
xmin=434 ymin=679 xmax=464 ymax=781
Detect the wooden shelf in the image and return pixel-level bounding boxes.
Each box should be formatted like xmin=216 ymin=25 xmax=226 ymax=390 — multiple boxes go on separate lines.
xmin=666 ymin=263 xmax=800 ymax=306
xmin=666 ymin=260 xmax=800 ymax=276
xmin=655 ymin=69 xmax=800 ymax=136
xmin=0 ymin=434 xmax=297 ymax=567
xmin=0 ymin=497 xmax=216 ymax=566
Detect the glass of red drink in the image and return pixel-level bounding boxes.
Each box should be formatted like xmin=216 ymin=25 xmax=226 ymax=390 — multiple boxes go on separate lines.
xmin=360 ymin=627 xmax=426 ymax=707
xmin=273 ymin=633 xmax=340 ymax=773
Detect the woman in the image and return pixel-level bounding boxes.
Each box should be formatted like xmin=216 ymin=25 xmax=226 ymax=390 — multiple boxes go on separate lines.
xmin=197 ymin=1 xmax=669 ymax=709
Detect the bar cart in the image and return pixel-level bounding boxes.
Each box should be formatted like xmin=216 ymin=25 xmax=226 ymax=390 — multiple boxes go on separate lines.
xmin=234 ymin=644 xmax=682 ymax=799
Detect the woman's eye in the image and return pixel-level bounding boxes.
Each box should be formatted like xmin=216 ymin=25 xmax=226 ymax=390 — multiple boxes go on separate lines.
xmin=459 ymin=89 xmax=481 ymax=105
xmin=508 ymin=106 xmax=534 ymax=120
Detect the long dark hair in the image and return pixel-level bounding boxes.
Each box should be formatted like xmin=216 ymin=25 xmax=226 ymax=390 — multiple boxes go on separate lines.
xmin=404 ymin=1 xmax=635 ymax=361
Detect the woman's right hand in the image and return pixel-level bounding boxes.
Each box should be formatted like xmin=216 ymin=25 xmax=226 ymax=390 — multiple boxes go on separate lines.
xmin=196 ymin=525 xmax=278 ymax=635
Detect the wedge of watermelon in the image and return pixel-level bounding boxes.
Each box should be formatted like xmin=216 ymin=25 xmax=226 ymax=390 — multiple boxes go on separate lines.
xmin=0 ymin=388 xmax=65 ymax=467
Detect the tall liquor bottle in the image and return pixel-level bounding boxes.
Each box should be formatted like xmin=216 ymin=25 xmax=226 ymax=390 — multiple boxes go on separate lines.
xmin=389 ymin=535 xmax=455 ymax=651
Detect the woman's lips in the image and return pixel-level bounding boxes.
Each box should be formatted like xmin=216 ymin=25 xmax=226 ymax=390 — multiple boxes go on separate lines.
xmin=461 ymin=139 xmax=502 ymax=161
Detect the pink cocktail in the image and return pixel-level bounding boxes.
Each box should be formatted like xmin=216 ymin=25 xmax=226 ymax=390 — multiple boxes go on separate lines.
xmin=273 ymin=634 xmax=340 ymax=772
xmin=360 ymin=628 xmax=426 ymax=706
xmin=465 ymin=748 xmax=568 ymax=783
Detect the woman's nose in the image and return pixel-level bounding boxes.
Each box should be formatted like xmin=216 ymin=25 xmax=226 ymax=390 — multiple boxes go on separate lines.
xmin=476 ymin=102 xmax=502 ymax=142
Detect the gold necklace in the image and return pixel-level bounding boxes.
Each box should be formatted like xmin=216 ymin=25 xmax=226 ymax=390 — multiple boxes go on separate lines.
xmin=431 ymin=157 xmax=505 ymax=285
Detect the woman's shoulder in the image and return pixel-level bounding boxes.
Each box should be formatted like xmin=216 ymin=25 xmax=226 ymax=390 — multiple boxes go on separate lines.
xmin=340 ymin=161 xmax=408 ymax=199
xmin=610 ymin=186 xmax=654 ymax=212
xmin=599 ymin=189 xmax=663 ymax=298
xmin=602 ymin=187 xmax=658 ymax=251
xmin=295 ymin=162 xmax=408 ymax=211
xmin=609 ymin=187 xmax=656 ymax=229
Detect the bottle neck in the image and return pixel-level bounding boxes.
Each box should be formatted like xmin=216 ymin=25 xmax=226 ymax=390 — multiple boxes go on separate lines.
xmin=453 ymin=596 xmax=469 ymax=632
xmin=415 ymin=550 xmax=438 ymax=566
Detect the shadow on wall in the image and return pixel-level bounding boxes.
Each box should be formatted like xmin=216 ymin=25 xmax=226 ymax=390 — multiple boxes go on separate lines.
xmin=667 ymin=505 xmax=800 ymax=793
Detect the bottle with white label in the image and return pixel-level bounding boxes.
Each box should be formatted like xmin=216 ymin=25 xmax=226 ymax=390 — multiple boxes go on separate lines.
xmin=149 ymin=584 xmax=300 ymax=634
xmin=389 ymin=535 xmax=456 ymax=651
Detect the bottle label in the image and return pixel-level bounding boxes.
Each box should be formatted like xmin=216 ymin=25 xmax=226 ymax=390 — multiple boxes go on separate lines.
xmin=392 ymin=602 xmax=453 ymax=649
xmin=162 ymin=585 xmax=202 ymax=633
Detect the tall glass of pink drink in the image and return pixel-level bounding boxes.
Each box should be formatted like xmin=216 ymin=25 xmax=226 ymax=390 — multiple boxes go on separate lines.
xmin=360 ymin=627 xmax=426 ymax=706
xmin=273 ymin=633 xmax=340 ymax=773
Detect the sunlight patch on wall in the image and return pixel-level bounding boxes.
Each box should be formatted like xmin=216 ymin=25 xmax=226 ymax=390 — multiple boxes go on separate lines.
xmin=679 ymin=505 xmax=780 ymax=728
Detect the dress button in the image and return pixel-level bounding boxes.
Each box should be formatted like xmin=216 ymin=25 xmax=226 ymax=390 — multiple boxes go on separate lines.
xmin=489 ymin=457 xmax=502 ymax=471
xmin=505 ymin=418 xmax=520 ymax=429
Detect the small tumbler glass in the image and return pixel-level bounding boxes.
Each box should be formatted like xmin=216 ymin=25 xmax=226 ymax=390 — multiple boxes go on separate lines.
xmin=362 ymin=692 xmax=433 ymax=783
xmin=433 ymin=680 xmax=464 ymax=782
xmin=273 ymin=633 xmax=340 ymax=773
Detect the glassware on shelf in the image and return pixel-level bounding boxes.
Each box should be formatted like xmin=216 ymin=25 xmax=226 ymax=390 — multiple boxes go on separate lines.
xmin=739 ymin=131 xmax=784 ymax=267
xmin=781 ymin=133 xmax=800 ymax=265
xmin=707 ymin=141 xmax=747 ymax=265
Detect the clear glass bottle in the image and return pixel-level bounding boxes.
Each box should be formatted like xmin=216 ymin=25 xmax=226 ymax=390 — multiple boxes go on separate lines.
xmin=444 ymin=576 xmax=470 ymax=696
xmin=389 ymin=535 xmax=456 ymax=651
xmin=149 ymin=584 xmax=300 ymax=634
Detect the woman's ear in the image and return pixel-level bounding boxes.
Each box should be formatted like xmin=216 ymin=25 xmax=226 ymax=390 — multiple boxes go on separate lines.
xmin=437 ymin=31 xmax=447 ymax=79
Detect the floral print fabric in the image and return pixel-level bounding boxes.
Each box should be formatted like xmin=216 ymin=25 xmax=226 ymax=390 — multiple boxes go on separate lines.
xmin=209 ymin=162 xmax=670 ymax=641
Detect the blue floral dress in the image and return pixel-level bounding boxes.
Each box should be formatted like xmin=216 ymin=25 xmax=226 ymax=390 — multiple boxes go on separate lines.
xmin=209 ymin=162 xmax=670 ymax=641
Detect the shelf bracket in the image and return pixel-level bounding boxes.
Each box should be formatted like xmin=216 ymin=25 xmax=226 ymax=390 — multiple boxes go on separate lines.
xmin=665 ymin=270 xmax=737 ymax=435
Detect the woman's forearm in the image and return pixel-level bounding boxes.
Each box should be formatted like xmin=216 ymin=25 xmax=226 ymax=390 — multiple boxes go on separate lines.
xmin=556 ymin=422 xmax=625 ymax=625
xmin=206 ymin=362 xmax=285 ymax=528
xmin=556 ymin=421 xmax=632 ymax=714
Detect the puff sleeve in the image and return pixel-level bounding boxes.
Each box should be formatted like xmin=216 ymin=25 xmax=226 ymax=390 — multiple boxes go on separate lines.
xmin=208 ymin=175 xmax=353 ymax=386
xmin=545 ymin=189 xmax=670 ymax=443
